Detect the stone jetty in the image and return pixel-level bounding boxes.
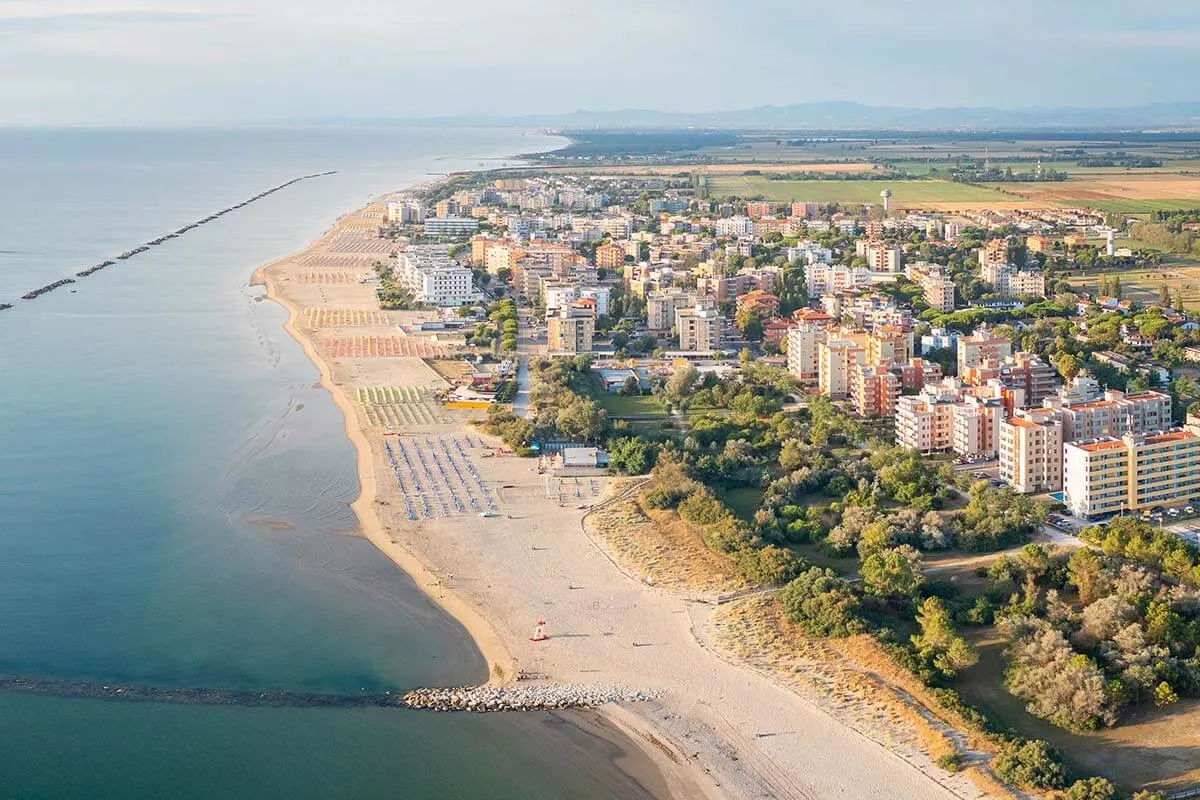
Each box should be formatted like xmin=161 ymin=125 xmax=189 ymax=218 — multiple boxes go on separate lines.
xmin=401 ymin=683 xmax=658 ymax=712
xmin=7 ymin=171 xmax=339 ymax=306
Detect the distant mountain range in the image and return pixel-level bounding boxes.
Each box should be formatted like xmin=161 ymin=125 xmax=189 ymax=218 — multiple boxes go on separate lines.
xmin=398 ymin=101 xmax=1200 ymax=132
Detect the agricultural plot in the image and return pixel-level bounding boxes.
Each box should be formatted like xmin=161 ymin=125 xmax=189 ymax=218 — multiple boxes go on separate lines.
xmin=994 ymin=175 xmax=1200 ymax=213
xmin=357 ymin=386 xmax=447 ymax=427
xmin=327 ymin=237 xmax=394 ymax=255
xmin=708 ymin=176 xmax=1013 ymax=206
xmin=304 ymin=308 xmax=392 ymax=327
xmin=323 ymin=336 xmax=452 ymax=359
xmin=382 ymin=435 xmax=498 ymax=520
xmin=296 ymin=270 xmax=361 ymax=284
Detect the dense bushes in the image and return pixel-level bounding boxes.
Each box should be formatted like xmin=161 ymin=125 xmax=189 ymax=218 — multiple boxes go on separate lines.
xmin=779 ymin=567 xmax=864 ymax=636
xmin=992 ymin=739 xmax=1067 ymax=791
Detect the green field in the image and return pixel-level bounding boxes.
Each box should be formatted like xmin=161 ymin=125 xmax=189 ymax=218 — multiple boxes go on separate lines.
xmin=708 ymin=177 xmax=1012 ymax=205
xmin=592 ymin=392 xmax=667 ymax=418
xmin=715 ymin=486 xmax=765 ymax=522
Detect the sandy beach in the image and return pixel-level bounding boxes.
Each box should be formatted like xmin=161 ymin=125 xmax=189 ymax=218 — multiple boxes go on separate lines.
xmin=252 ymin=195 xmax=978 ymax=800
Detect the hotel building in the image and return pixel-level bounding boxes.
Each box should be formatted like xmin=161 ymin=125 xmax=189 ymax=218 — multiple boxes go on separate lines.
xmin=1064 ymin=429 xmax=1200 ymax=518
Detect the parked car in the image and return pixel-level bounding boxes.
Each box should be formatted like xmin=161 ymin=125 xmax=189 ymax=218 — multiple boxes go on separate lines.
xmin=1168 ymin=508 xmax=1181 ymax=517
xmin=1186 ymin=506 xmax=1195 ymax=515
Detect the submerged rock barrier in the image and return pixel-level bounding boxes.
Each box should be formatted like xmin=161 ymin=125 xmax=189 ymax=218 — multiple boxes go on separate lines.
xmin=0 ymin=675 xmax=655 ymax=713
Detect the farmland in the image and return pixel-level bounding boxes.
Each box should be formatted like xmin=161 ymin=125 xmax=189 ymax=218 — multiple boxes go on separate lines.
xmin=707 ymin=176 xmax=1018 ymax=207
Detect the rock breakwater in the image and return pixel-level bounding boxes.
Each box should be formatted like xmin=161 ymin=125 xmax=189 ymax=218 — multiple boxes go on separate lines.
xmin=402 ymin=684 xmax=659 ymax=712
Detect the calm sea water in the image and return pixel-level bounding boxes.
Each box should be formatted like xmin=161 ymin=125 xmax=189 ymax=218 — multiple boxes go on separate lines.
xmin=0 ymin=126 xmax=665 ymax=799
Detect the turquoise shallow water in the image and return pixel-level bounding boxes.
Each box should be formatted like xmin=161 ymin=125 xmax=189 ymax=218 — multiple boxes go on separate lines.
xmin=0 ymin=126 xmax=666 ymax=799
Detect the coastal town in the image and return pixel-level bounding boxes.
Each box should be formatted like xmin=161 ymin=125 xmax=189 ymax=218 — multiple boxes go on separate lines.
xmin=252 ymin=144 xmax=1200 ymax=800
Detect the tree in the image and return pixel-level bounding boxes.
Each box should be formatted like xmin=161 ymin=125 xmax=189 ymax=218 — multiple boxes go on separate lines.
xmin=912 ymin=597 xmax=978 ymax=677
xmin=607 ymin=437 xmax=657 ymax=475
xmin=991 ymin=739 xmax=1067 ymax=790
xmin=555 ymin=397 xmax=607 ymax=442
xmin=1068 ymin=549 xmax=1109 ymax=605
xmin=861 ymin=545 xmax=924 ymax=600
xmin=663 ymin=363 xmax=699 ymax=408
xmin=1154 ymin=681 xmax=1179 ymax=708
xmin=1052 ymin=352 xmax=1080 ymax=382
xmin=779 ymin=567 xmax=863 ymax=637
xmin=1064 ymin=777 xmax=1116 ymax=800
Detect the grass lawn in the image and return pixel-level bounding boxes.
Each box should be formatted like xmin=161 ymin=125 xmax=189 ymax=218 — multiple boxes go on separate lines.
xmin=707 ymin=176 xmax=1012 ymax=205
xmin=592 ymin=391 xmax=667 ymax=418
xmin=715 ymin=486 xmax=765 ymax=522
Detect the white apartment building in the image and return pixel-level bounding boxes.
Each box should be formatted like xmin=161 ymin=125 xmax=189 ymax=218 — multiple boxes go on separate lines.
xmin=953 ymin=397 xmax=1005 ymax=459
xmin=578 ymin=286 xmax=610 ymax=317
xmin=786 ymin=323 xmax=827 ymax=381
xmin=394 ymin=247 xmax=474 ymax=307
xmin=921 ymin=270 xmax=957 ymax=313
xmin=981 ymin=262 xmax=1046 ymax=298
xmin=424 ymin=216 xmax=481 ymax=237
xmin=715 ymin=216 xmax=755 ymax=238
xmin=675 ymin=305 xmax=723 ymax=353
xmin=1064 ymin=429 xmax=1200 ymax=518
xmin=958 ymin=328 xmax=1013 ymax=375
xmin=542 ymin=283 xmax=579 ymax=315
xmin=805 ymin=263 xmax=873 ymax=296
xmin=999 ymin=408 xmax=1064 ymax=493
xmin=896 ymin=387 xmax=959 ymax=454
xmin=1043 ymin=390 xmax=1173 ymax=442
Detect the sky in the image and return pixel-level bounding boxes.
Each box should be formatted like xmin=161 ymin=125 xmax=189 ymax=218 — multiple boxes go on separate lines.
xmin=2 ymin=0 xmax=1200 ymax=125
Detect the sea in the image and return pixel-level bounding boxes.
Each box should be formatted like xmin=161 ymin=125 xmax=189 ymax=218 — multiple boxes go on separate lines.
xmin=0 ymin=126 xmax=667 ymax=799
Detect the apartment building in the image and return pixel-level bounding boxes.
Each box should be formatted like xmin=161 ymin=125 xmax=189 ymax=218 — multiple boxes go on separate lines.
xmin=867 ymin=326 xmax=913 ymax=366
xmin=896 ymin=383 xmax=961 ymax=453
xmin=852 ymin=363 xmax=901 ymax=418
xmin=895 ymin=380 xmax=1002 ymax=457
xmin=921 ymin=270 xmax=957 ymax=312
xmin=1064 ymin=429 xmax=1200 ymax=518
xmin=999 ymin=408 xmax=1064 ymax=493
xmin=394 ymin=246 xmax=474 ymax=307
xmin=595 ymin=241 xmax=626 ymax=270
xmin=1044 ymin=389 xmax=1173 ymax=442
xmin=715 ymin=216 xmax=755 ymax=237
xmin=736 ymin=289 xmax=780 ymax=318
xmin=957 ymin=328 xmax=1013 ymax=375
xmin=981 ymin=262 xmax=1046 ymax=298
xmin=818 ymin=335 xmax=867 ymax=399
xmin=786 ymin=323 xmax=827 ymax=381
xmin=647 ymin=289 xmax=696 ymax=332
xmin=964 ymin=352 xmax=1059 ymax=408
xmin=547 ymin=300 xmax=596 ymax=354
xmin=804 ymin=263 xmax=873 ymax=296
xmin=424 ymin=216 xmax=481 ymax=237
xmin=675 ymin=305 xmax=723 ymax=353
xmin=866 ymin=242 xmax=902 ymax=272
xmin=953 ymin=397 xmax=1006 ymax=459
xmin=978 ymin=239 xmax=1007 ymax=268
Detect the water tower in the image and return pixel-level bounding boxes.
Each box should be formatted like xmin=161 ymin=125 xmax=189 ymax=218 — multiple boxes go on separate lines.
xmin=880 ymin=188 xmax=892 ymax=213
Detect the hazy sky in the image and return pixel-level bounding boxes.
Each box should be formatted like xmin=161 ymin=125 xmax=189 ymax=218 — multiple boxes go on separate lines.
xmin=3 ymin=0 xmax=1199 ymax=124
